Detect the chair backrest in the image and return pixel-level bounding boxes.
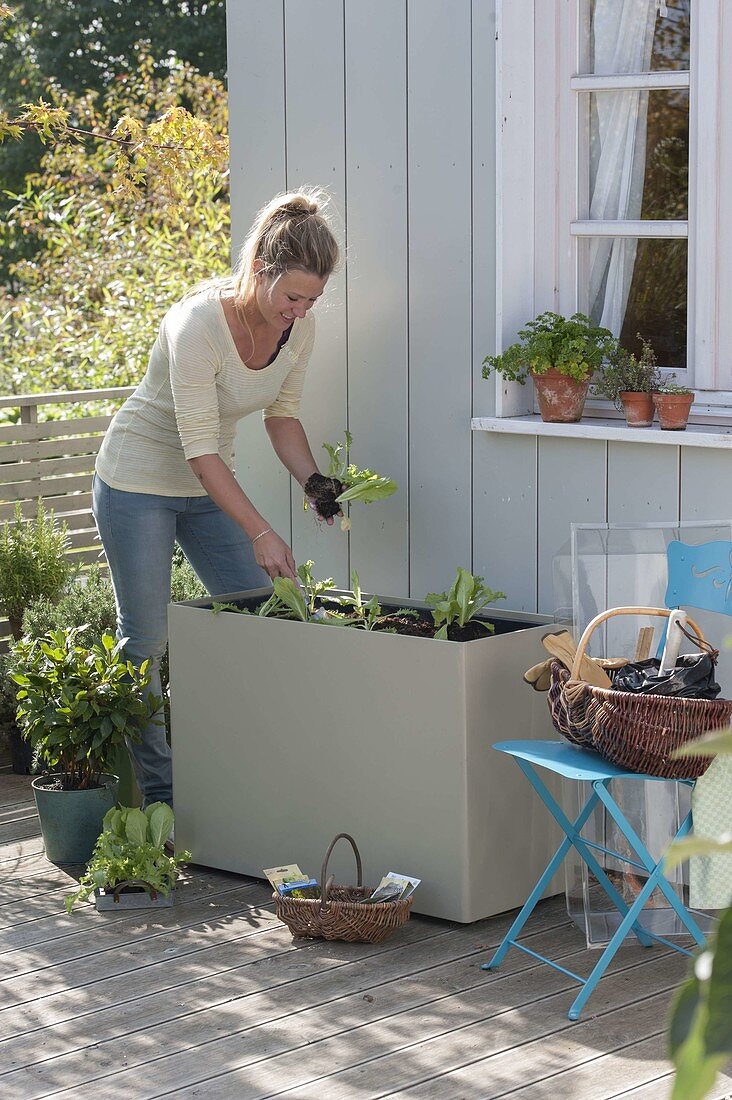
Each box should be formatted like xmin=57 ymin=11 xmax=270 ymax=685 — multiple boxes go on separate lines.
xmin=665 ymin=540 xmax=732 ymax=619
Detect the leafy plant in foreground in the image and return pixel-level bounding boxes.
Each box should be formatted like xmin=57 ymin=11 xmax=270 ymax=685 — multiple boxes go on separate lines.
xmin=9 ymin=627 xmax=161 ymax=789
xmin=66 ymin=802 xmax=190 ymax=912
xmin=425 ymin=569 xmax=506 ymax=640
xmin=665 ymin=728 xmax=732 ymax=1100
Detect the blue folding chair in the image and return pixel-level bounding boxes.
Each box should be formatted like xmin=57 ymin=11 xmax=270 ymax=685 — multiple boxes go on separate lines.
xmin=483 ymin=539 xmax=732 ymax=1021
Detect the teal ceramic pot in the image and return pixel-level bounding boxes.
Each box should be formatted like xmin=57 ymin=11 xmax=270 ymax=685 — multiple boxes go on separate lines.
xmin=32 ymin=774 xmax=119 ymax=864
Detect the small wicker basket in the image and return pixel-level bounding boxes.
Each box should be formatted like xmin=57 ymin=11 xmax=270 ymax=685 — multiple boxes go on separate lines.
xmin=548 ymin=606 xmax=732 ymax=780
xmin=274 ymin=833 xmax=413 ymax=944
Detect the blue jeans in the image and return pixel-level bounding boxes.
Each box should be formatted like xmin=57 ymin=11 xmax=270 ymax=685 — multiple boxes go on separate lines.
xmin=92 ymin=474 xmax=268 ymax=808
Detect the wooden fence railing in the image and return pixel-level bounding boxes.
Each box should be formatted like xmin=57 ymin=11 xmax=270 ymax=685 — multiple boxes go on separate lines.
xmin=0 ymin=386 xmax=134 ymax=644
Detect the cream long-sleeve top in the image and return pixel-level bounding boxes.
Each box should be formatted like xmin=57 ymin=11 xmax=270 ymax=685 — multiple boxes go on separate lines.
xmin=96 ymin=291 xmax=315 ymax=497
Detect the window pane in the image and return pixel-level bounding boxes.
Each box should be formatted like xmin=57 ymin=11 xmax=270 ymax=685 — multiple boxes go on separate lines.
xmin=581 ymin=238 xmax=687 ymax=370
xmin=587 ymin=0 xmax=690 ymax=74
xmin=587 ymin=89 xmax=689 ymax=221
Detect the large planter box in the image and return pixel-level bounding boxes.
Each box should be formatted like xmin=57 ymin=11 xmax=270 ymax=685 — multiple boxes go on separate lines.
xmin=168 ymin=590 xmax=562 ymax=922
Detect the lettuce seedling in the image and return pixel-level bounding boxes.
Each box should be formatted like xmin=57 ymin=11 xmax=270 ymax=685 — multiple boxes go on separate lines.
xmin=338 ymin=571 xmax=421 ymax=631
xmin=324 ymin=431 xmax=398 ymax=505
xmin=425 ymin=568 xmax=506 ymax=640
xmin=65 ymin=802 xmax=190 ymax=912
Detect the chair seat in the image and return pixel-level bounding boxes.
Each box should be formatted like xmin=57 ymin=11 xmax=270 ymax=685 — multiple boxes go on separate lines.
xmin=493 ymin=739 xmax=693 ymax=785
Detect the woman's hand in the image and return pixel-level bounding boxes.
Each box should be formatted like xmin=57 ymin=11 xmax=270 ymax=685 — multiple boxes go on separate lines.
xmin=253 ymin=530 xmax=297 ymax=580
xmin=306 ymin=497 xmax=343 ymax=526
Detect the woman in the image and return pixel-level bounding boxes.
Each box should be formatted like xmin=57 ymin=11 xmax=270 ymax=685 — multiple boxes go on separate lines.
xmin=93 ymin=189 xmax=340 ymax=809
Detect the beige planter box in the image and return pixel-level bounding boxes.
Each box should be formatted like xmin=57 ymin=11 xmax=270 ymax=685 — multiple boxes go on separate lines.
xmin=168 ymin=591 xmax=562 ymax=922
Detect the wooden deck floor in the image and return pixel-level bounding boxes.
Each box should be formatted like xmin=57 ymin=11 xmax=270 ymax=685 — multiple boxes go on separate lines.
xmin=2 ymin=771 xmax=731 ymax=1100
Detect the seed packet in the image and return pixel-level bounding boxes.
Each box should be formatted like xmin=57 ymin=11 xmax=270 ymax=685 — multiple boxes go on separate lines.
xmin=278 ymin=878 xmax=319 ymax=897
xmin=365 ymin=872 xmax=421 ymax=904
xmin=263 ymin=864 xmax=308 ymax=892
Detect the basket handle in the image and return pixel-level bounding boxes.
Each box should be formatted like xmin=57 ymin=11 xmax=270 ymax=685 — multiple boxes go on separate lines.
xmin=319 ymin=833 xmax=363 ymax=912
xmin=112 ymin=879 xmax=158 ymax=902
xmin=570 ymin=607 xmax=706 ymax=681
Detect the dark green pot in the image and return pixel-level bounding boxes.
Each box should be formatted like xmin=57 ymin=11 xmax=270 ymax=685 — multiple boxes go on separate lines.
xmin=32 ymin=773 xmax=119 ymax=864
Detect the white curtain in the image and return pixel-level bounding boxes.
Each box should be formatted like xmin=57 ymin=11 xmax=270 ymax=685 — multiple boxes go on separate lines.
xmin=588 ymin=0 xmax=659 ymax=336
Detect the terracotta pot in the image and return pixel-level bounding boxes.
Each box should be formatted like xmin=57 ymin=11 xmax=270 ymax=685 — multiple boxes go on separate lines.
xmin=652 ymin=391 xmax=694 ymax=431
xmin=532 ymin=369 xmax=589 ymax=423
xmin=620 ymin=391 xmax=654 ymax=427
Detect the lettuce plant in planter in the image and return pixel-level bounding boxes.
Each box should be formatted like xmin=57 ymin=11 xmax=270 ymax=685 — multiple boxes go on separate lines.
xmin=168 ymin=564 xmax=561 ymax=922
xmin=426 ymin=568 xmax=506 ymax=641
xmin=9 ymin=628 xmax=162 ymax=863
xmin=66 ymin=803 xmax=190 ymax=912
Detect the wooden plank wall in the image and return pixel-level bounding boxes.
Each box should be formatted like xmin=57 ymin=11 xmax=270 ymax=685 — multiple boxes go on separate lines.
xmin=0 ymin=389 xmax=133 ymax=644
xmin=228 ymin=0 xmax=732 ymax=611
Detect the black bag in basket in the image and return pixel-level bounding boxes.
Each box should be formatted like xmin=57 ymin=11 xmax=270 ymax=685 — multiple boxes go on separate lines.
xmin=611 ymin=630 xmax=721 ymax=700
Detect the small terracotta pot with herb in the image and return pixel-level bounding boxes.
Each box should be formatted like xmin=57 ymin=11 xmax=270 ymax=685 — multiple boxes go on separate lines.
xmin=594 ymin=336 xmax=660 ymax=427
xmin=653 ymin=385 xmax=694 ymax=431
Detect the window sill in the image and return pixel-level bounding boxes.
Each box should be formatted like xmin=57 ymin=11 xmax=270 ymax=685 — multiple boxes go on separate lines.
xmin=471 ymin=415 xmax=732 ymax=449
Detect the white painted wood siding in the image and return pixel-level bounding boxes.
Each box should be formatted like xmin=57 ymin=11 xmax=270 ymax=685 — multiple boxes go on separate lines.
xmin=228 ymin=0 xmax=732 ymax=612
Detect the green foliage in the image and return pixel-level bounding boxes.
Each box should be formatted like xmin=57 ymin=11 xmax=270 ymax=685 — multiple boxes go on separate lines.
xmin=482 ymin=312 xmax=617 ymax=385
xmin=65 ymin=801 xmax=190 ymax=913
xmin=297 ymin=560 xmax=335 ymax=617
xmin=170 ymin=546 xmax=207 ymax=604
xmin=0 ymin=58 xmax=229 ymax=398
xmin=0 ymin=502 xmax=71 ymax=637
xmin=8 ymin=627 xmax=161 ymax=789
xmin=665 ymin=727 xmax=732 ymax=1099
xmin=338 ymin=571 xmax=420 ymax=631
xmin=320 ymin=431 xmax=398 ymax=508
xmin=21 ymin=563 xmax=116 ymax=647
xmin=425 ymin=568 xmax=506 ymax=640
xmin=594 ymin=336 xmax=661 ymax=408
xmin=655 ymin=380 xmax=693 ymax=396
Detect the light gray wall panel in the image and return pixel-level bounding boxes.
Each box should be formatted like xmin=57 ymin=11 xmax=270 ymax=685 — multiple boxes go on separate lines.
xmin=407 ymin=0 xmax=473 ymax=596
xmin=284 ymin=0 xmax=350 ymax=587
xmin=472 ymin=0 xmax=497 ymax=423
xmin=344 ymin=0 xmax=409 ymax=595
xmin=607 ymin=443 xmax=679 ymax=524
xmin=537 ymin=438 xmax=607 ymax=615
xmin=473 ymin=433 xmax=537 ymax=613
xmin=681 ymin=448 xmax=732 ymax=521
xmin=228 ymin=2 xmax=291 ymax=541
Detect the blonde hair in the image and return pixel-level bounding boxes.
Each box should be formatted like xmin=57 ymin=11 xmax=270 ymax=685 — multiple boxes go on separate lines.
xmin=184 ymin=188 xmax=339 ymax=312
xmin=233 ymin=187 xmax=339 ymax=299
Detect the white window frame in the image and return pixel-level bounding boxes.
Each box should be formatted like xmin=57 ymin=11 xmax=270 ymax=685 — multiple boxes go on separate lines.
xmin=494 ymin=0 xmax=732 ymax=422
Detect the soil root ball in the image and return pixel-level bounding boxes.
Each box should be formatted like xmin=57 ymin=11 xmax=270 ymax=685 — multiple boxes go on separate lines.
xmin=304 ymin=473 xmax=344 ymax=519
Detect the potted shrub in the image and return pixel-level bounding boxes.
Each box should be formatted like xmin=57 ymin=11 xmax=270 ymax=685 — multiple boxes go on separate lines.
xmin=653 ymin=381 xmax=695 ymax=431
xmin=65 ymin=802 xmax=189 ymax=912
xmin=0 ymin=502 xmax=71 ymax=772
xmin=8 ymin=627 xmax=161 ymax=863
xmin=168 ymin=566 xmax=562 ymax=923
xmin=482 ymin=311 xmax=616 ymax=423
xmin=594 ymin=336 xmax=661 ymax=427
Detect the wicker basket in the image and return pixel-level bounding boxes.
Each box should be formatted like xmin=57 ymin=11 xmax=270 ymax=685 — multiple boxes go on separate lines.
xmin=548 ymin=606 xmax=732 ymax=780
xmin=274 ymin=833 xmax=413 ymax=944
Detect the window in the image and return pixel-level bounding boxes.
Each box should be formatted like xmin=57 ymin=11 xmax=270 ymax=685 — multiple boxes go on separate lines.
xmin=495 ymin=0 xmax=732 ymax=420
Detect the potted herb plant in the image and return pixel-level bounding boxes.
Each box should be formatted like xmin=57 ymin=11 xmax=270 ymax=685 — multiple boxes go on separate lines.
xmin=65 ymin=802 xmax=189 ymax=912
xmin=168 ymin=565 xmax=561 ymax=923
xmin=653 ymin=381 xmax=695 ymax=431
xmin=483 ymin=311 xmax=616 ymax=423
xmin=0 ymin=502 xmax=72 ymax=772
xmin=594 ymin=336 xmax=661 ymax=427
xmin=9 ymin=627 xmax=161 ymax=863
